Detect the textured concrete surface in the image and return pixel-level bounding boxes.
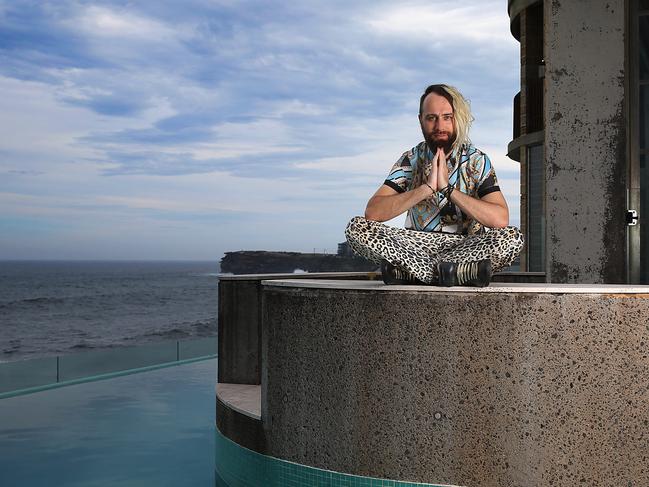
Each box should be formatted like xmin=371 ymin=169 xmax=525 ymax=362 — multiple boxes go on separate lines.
xmin=218 ymin=279 xmax=262 ymax=384
xmin=223 ymin=271 xmax=545 ymax=283
xmin=262 ymin=284 xmax=649 ymax=486
xmin=219 ymin=271 xmax=381 ymax=280
xmin=218 ymin=273 xmax=382 ymax=385
xmin=216 ymin=395 xmax=266 ymax=454
xmin=263 ymin=279 xmax=649 ymax=294
xmin=544 ymin=0 xmax=627 ymax=283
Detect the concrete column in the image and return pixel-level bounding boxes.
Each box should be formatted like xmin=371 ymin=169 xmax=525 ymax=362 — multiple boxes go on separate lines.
xmin=544 ymin=0 xmax=627 ymax=283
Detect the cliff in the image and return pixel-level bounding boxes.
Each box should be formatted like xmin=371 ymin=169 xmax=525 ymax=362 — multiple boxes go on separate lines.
xmin=220 ymin=251 xmax=377 ymax=274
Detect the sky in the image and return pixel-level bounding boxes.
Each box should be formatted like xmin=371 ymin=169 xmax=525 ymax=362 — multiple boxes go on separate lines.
xmin=0 ymin=0 xmax=520 ymax=261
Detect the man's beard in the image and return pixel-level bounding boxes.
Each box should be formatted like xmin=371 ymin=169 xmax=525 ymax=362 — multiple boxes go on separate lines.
xmin=423 ymin=130 xmax=456 ymax=153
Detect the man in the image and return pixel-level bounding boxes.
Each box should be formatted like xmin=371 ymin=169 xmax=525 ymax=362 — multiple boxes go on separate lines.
xmin=345 ymin=84 xmax=523 ymax=287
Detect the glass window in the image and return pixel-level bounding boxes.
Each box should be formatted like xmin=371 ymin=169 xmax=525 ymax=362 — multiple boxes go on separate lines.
xmin=640 ymin=15 xmax=649 ymax=80
xmin=641 ymin=155 xmax=649 ymax=283
xmin=637 ymin=2 xmax=649 ymax=283
xmin=642 ymin=85 xmax=649 ymax=150
xmin=527 ymin=145 xmax=545 ymax=272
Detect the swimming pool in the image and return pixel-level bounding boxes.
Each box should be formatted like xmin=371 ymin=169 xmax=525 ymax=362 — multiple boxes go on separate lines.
xmin=0 ymin=359 xmax=216 ymax=487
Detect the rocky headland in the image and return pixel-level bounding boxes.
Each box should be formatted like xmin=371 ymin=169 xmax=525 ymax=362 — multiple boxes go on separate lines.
xmin=220 ymin=250 xmax=377 ymax=274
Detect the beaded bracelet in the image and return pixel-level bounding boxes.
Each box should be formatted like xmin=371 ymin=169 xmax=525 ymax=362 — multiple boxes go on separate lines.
xmin=443 ymin=184 xmax=454 ymax=200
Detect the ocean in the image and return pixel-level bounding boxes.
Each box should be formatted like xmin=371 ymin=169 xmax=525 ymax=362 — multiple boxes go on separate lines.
xmin=0 ymin=261 xmax=219 ymax=362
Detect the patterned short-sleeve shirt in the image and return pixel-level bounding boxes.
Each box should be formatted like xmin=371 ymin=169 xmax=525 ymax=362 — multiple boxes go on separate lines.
xmin=384 ymin=141 xmax=500 ymax=234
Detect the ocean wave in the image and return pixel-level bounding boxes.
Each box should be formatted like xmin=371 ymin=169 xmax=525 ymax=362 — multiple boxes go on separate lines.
xmin=0 ymin=296 xmax=67 ymax=309
xmin=68 ymin=341 xmax=121 ymax=352
xmin=127 ymin=319 xmax=216 ymax=341
xmin=2 ymin=320 xmax=216 ymax=360
xmin=2 ymin=339 xmax=22 ymax=356
xmin=143 ymin=328 xmax=191 ymax=339
xmin=0 ymin=290 xmax=196 ymax=311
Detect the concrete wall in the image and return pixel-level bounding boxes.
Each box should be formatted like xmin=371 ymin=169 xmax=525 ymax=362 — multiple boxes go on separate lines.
xmin=218 ymin=278 xmax=262 ymax=384
xmin=544 ymin=0 xmax=627 ymax=283
xmin=217 ymin=272 xmax=545 ymax=384
xmin=216 ymin=397 xmax=265 ymax=453
xmin=262 ymin=282 xmax=649 ymax=486
xmin=218 ymin=272 xmax=383 ymax=384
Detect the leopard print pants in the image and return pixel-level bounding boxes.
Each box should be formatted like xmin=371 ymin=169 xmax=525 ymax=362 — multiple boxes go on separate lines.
xmin=345 ymin=216 xmax=524 ymax=284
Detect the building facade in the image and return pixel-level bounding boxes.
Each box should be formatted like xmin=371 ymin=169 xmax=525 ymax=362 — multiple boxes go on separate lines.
xmin=508 ymin=0 xmax=648 ymax=283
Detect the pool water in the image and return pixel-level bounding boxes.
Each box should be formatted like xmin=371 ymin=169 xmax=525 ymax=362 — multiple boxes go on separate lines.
xmin=0 ymin=359 xmax=216 ymax=487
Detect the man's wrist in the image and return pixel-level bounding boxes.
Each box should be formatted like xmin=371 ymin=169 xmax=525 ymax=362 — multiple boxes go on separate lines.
xmin=442 ymin=184 xmax=454 ymax=201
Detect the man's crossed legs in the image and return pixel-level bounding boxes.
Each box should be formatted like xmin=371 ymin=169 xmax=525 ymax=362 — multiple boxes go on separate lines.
xmin=345 ymin=216 xmax=524 ymax=285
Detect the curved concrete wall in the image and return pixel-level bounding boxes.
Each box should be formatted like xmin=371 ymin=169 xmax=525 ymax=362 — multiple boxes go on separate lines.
xmin=261 ymin=281 xmax=649 ymax=486
xmin=218 ymin=272 xmax=382 ymax=384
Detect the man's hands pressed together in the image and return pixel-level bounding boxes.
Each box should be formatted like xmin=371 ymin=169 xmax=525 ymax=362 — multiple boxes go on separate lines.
xmin=425 ymin=147 xmax=450 ymax=196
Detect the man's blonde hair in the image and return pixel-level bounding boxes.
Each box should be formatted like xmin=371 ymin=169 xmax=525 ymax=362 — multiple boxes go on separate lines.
xmin=419 ymin=84 xmax=474 ymax=153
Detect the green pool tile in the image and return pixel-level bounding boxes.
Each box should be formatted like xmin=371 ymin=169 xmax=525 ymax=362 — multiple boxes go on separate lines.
xmin=215 ymin=427 xmax=458 ymax=487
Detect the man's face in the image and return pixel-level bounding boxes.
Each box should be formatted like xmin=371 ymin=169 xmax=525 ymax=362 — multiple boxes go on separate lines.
xmin=419 ymin=92 xmax=455 ymax=152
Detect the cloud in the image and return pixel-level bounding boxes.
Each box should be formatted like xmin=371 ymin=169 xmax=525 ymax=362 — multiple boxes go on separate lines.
xmin=0 ymin=0 xmax=521 ymax=259
xmin=72 ymin=5 xmax=177 ymax=41
xmin=365 ymin=4 xmax=513 ymax=46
